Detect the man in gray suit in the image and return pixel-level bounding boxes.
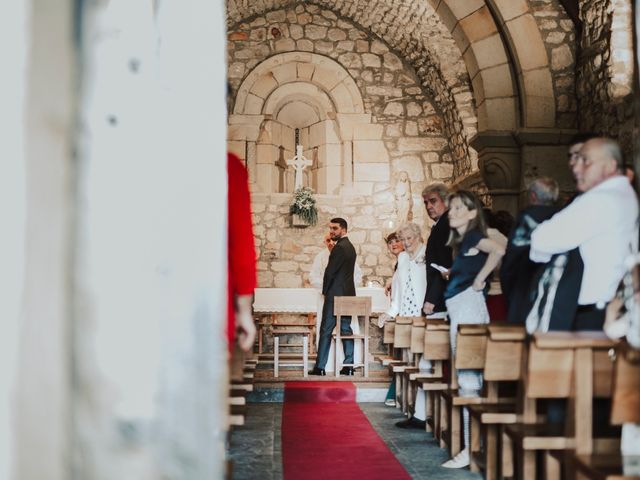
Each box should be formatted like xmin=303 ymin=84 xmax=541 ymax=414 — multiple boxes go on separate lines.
xmin=310 ymin=217 xmax=357 ymax=376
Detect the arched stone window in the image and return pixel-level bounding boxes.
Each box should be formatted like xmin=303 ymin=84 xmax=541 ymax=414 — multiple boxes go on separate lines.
xmin=228 ymin=52 xmax=380 ymax=195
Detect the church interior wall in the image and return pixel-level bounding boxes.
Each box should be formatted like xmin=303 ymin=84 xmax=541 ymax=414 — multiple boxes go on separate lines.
xmin=228 ymin=4 xmax=466 ymax=291
xmin=528 ymin=0 xmax=579 ymax=128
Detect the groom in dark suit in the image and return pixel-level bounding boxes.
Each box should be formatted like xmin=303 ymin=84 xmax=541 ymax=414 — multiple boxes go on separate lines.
xmin=310 ymin=217 xmax=357 ymax=376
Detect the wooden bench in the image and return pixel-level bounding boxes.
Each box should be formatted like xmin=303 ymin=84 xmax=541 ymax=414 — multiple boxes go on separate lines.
xmin=228 ymin=348 xmax=258 ymax=427
xmin=403 ymin=317 xmax=427 ymax=414
xmin=374 ymin=317 xmax=402 ymax=366
xmin=391 ymin=316 xmax=413 ymax=410
xmin=418 ymin=318 xmax=450 ymax=436
xmin=505 ymin=332 xmax=618 ymax=480
xmin=468 ymin=325 xmax=527 ymax=480
xmin=439 ymin=324 xmax=490 ymax=457
xmin=570 ymin=340 xmax=640 ymax=480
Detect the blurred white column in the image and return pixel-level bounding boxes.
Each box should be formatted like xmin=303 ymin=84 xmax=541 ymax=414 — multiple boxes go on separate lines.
xmin=0 ymin=1 xmax=29 ymax=479
xmin=73 ymin=0 xmax=228 ymax=478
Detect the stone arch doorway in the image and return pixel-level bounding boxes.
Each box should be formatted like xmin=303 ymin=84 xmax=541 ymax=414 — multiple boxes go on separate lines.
xmin=228 ymin=52 xmax=382 ymax=195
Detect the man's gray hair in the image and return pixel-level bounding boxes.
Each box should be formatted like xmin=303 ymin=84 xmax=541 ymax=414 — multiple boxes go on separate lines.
xmin=398 ymin=222 xmax=423 ymax=242
xmin=421 ymin=183 xmax=450 ymax=204
xmin=528 ymin=177 xmax=559 ymax=206
xmin=600 ymin=137 xmax=624 ymax=171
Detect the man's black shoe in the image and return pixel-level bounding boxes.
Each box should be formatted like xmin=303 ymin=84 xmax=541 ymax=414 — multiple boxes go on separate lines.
xmin=395 ymin=417 xmax=426 ymax=429
xmin=309 ymin=367 xmax=326 ymax=376
xmin=339 ymin=367 xmax=355 ymax=375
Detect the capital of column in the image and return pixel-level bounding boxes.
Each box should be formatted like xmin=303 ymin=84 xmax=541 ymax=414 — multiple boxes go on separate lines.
xmin=470 ymin=131 xmax=521 ymax=193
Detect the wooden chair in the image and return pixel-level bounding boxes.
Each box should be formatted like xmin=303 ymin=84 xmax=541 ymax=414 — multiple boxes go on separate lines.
xmin=505 ymin=332 xmax=618 ymax=480
xmin=333 ymin=296 xmax=371 ymax=377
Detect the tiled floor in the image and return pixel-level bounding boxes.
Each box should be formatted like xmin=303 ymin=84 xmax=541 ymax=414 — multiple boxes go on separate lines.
xmin=228 ymin=401 xmax=482 ymax=480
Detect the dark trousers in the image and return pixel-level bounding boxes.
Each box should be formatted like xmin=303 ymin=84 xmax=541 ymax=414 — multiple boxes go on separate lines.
xmin=315 ymin=296 xmax=354 ymax=369
xmin=573 ymin=306 xmax=606 ymax=331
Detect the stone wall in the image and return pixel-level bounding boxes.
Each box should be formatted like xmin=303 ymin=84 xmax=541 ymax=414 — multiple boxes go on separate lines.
xmin=252 ymin=192 xmax=429 ymax=289
xmin=530 ymin=0 xmax=578 ymax=128
xmin=577 ymin=0 xmax=635 ymax=154
xmin=228 ymin=5 xmax=456 ymax=288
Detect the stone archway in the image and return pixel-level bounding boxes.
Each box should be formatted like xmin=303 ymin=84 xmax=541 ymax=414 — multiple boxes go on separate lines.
xmin=428 ymin=0 xmax=556 ymax=131
xmin=229 ymin=52 xmax=385 ymax=195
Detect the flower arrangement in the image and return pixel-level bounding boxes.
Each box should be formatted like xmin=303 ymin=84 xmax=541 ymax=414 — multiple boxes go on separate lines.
xmin=289 ymin=186 xmax=318 ymax=226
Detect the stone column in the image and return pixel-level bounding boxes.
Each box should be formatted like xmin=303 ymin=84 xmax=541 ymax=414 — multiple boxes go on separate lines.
xmin=10 ymin=2 xmax=75 ymax=480
xmin=72 ymin=1 xmax=229 ymax=478
xmin=472 ymin=129 xmax=579 ymax=215
xmin=471 ymin=132 xmax=521 ymax=217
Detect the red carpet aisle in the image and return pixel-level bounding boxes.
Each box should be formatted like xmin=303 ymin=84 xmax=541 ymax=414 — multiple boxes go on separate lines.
xmin=281 ymin=382 xmax=412 ymax=480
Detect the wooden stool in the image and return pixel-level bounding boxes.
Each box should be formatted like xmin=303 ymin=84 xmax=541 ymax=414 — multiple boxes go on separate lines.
xmin=273 ymin=328 xmax=309 ymax=378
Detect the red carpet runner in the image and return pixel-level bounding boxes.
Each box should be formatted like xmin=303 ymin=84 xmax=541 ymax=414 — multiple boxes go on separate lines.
xmin=282 ymin=382 xmax=411 ymax=480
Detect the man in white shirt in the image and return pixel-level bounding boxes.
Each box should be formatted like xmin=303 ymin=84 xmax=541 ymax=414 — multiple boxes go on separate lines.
xmin=530 ymin=137 xmax=638 ymax=330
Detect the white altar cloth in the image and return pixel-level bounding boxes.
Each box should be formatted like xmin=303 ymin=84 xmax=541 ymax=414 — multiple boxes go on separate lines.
xmin=253 ymin=287 xmax=390 ymax=313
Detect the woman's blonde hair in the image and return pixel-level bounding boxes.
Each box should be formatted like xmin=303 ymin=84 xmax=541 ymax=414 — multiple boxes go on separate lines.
xmin=398 ymin=222 xmax=423 ymax=242
xmin=446 ymin=190 xmax=487 ymax=248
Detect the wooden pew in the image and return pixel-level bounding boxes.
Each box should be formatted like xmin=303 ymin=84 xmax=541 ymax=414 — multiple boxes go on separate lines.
xmin=468 ymin=325 xmax=527 ymax=479
xmin=392 ymin=316 xmax=416 ymax=412
xmin=404 ymin=317 xmax=426 ymax=415
xmin=505 ymin=332 xmax=618 ymax=480
xmin=440 ymin=324 xmax=490 ymax=456
xmin=229 ymin=345 xmax=258 ymax=427
xmin=570 ymin=340 xmax=640 ymax=480
xmin=418 ymin=318 xmax=450 ymax=437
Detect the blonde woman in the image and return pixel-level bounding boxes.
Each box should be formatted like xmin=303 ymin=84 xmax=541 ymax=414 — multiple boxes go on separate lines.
xmin=379 ymin=222 xmax=429 ymax=427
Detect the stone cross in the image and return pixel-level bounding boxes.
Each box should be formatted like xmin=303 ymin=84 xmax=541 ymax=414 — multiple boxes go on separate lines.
xmin=286 ymin=145 xmax=312 ymax=190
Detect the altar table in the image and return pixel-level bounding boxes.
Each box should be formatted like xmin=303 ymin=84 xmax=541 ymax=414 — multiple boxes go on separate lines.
xmin=253 ymin=287 xmax=390 ymax=314
xmin=253 ymin=287 xmax=390 ymax=366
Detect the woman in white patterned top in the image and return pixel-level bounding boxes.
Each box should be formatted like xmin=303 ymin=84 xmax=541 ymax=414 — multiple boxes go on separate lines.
xmin=380 ymin=222 xmax=427 ymax=323
xmin=379 ymin=223 xmax=430 ymax=425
